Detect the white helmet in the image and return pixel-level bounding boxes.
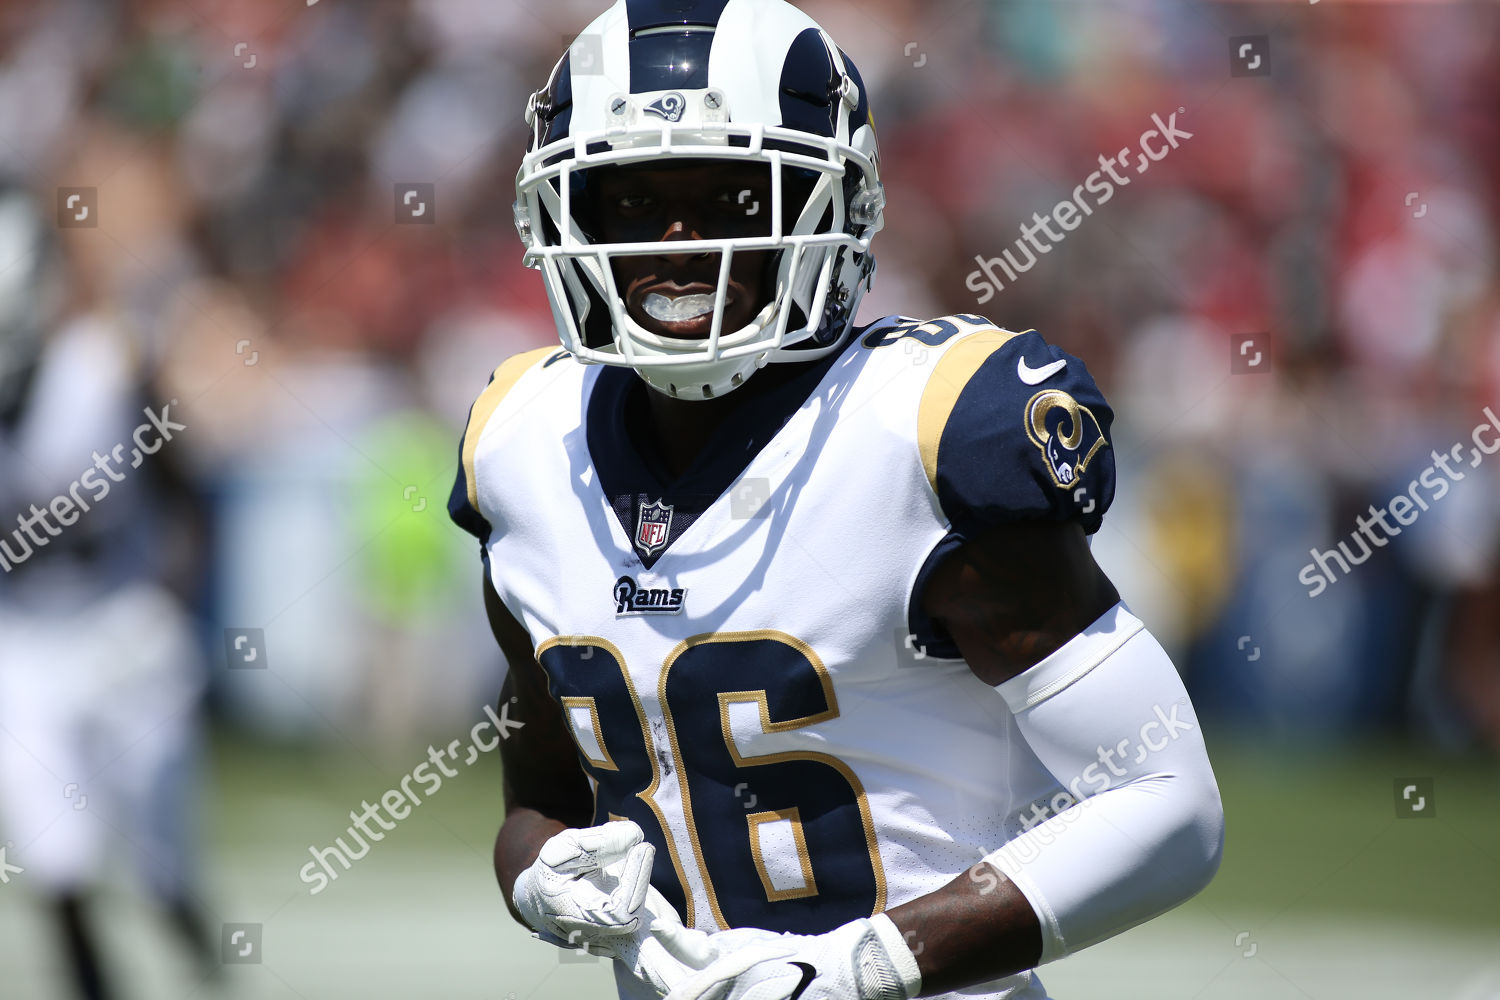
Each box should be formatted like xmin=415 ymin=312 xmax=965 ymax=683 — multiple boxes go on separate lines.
xmin=513 ymin=0 xmax=885 ymax=400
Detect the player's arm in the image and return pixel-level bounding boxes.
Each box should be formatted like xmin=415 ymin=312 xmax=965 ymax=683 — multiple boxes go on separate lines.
xmin=879 ymin=520 xmax=1222 ymax=995
xmin=879 ymin=520 xmax=1129 ymax=991
xmin=664 ymin=521 xmax=1220 ymax=1000
xmin=453 ymin=357 xmax=671 ymax=960
xmin=452 ymin=359 xmax=691 ymax=985
xmin=485 ymin=570 xmax=707 ymax=995
xmin=665 ymin=331 xmax=1222 ymax=1000
xmin=484 ymin=572 xmax=595 ymax=922
xmin=921 ymin=519 xmax=1120 ymax=686
xmin=879 ymin=329 xmax=1221 ymax=993
xmin=666 ymin=527 xmax=1213 ymax=1000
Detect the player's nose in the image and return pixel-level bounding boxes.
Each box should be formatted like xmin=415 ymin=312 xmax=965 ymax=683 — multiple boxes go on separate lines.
xmin=655 ymin=219 xmax=713 ymax=265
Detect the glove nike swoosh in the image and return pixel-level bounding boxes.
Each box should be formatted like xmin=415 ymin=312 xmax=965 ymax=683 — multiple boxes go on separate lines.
xmin=787 ymin=961 xmax=818 ymax=1000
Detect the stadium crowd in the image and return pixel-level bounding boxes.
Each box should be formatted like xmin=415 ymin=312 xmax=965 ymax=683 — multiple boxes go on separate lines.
xmin=2 ymin=0 xmax=1496 ymax=755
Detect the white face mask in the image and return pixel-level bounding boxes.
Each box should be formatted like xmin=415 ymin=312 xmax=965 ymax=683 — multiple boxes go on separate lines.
xmin=515 ymin=4 xmax=885 ymax=401
xmin=518 ymin=135 xmax=881 ymax=400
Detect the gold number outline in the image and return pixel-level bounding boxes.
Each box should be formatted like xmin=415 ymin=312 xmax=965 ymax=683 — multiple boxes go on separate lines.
xmin=746 ymin=807 xmax=818 ymax=902
xmin=559 ymin=696 xmax=618 ymax=771
xmin=535 ymin=635 xmax=698 ymax=927
xmin=658 ymin=630 xmax=887 ymax=929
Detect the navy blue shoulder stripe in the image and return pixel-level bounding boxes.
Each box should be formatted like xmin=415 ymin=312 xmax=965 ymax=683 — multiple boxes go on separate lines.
xmin=626 ymin=0 xmax=731 ymax=30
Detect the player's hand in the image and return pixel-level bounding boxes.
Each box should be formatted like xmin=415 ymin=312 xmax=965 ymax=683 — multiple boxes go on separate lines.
xmin=612 ymin=917 xmax=719 ymax=996
xmin=662 ymin=918 xmax=919 ymax=1000
xmin=513 ymin=820 xmax=660 ymax=949
xmin=515 ymin=821 xmax=719 ymax=996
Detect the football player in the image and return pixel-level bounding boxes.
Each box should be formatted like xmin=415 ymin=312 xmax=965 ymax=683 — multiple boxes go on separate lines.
xmin=0 ymin=179 xmax=216 ymax=998
xmin=449 ymin=3 xmax=1224 ymax=998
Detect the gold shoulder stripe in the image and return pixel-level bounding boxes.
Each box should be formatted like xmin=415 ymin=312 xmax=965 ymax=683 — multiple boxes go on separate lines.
xmin=917 ymin=328 xmax=1023 ymax=494
xmin=462 ymin=347 xmax=559 ymax=512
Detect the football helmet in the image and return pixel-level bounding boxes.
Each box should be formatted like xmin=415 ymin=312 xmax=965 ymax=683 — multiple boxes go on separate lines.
xmin=513 ymin=0 xmax=885 ymax=400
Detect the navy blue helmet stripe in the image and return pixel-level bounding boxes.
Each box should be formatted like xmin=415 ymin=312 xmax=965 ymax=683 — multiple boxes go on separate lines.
xmin=540 ymin=53 xmax=574 ymax=147
xmin=626 ymin=0 xmax=731 ymax=31
xmin=629 ymin=29 xmax=714 ymax=93
xmin=778 ymin=28 xmax=840 ymax=139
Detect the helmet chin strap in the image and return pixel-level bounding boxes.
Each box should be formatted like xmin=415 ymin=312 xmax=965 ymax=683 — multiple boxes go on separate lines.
xmin=627 ymin=298 xmax=780 ymax=400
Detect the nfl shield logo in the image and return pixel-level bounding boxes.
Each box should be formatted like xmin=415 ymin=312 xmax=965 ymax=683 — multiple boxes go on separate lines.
xmin=635 ymin=500 xmax=674 ymax=555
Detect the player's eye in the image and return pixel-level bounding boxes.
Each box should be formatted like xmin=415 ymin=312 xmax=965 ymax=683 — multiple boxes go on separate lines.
xmin=616 ymin=194 xmax=654 ymax=212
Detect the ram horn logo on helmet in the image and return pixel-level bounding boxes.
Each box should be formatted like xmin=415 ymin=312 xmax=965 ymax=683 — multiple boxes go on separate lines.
xmin=643 ymin=92 xmax=687 ymax=122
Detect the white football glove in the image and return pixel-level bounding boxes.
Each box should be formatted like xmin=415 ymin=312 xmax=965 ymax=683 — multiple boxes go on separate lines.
xmin=513 ymin=820 xmax=716 ymax=995
xmin=661 ymin=914 xmax=922 ymax=1000
xmin=513 ymin=820 xmax=657 ymax=946
xmin=616 ymin=909 xmax=720 ymax=996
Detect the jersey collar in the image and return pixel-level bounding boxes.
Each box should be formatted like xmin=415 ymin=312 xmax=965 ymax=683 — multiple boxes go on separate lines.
xmin=586 ymin=344 xmax=846 ymax=569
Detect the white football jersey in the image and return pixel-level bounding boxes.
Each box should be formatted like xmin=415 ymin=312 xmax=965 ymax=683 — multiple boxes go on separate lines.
xmin=452 ymin=315 xmax=1118 ymax=1000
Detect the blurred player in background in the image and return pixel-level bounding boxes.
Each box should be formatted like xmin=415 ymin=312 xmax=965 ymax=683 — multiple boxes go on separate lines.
xmin=0 ymin=180 xmax=217 ymax=999
xmin=451 ymin=3 xmax=1222 ymax=998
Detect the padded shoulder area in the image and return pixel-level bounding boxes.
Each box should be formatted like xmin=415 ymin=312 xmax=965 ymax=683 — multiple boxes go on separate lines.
xmin=448 ymin=346 xmax=569 ymax=542
xmin=916 ymin=323 xmax=1115 ymax=537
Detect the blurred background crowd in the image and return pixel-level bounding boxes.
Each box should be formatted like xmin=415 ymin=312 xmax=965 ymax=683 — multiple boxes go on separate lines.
xmin=1 ymin=0 xmax=1497 ymax=997
xmin=5 ymin=0 xmax=1498 ymax=744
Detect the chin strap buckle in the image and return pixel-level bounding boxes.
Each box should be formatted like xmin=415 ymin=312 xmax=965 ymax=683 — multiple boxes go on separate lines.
xmin=837 ymin=74 xmax=860 ymax=111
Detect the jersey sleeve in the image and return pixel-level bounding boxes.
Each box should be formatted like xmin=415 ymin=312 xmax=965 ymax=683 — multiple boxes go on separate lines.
xmin=919 ymin=326 xmax=1115 ymax=538
xmin=448 ymin=346 xmax=562 ymax=546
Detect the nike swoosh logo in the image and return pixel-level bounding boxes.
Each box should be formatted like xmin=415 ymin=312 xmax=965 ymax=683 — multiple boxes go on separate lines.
xmin=1017 ymin=355 xmax=1067 ymax=385
xmin=788 ymin=961 xmax=818 ymax=1000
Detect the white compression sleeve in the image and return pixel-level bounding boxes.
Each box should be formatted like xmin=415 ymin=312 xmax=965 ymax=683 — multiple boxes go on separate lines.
xmin=980 ymin=603 xmax=1224 ymax=965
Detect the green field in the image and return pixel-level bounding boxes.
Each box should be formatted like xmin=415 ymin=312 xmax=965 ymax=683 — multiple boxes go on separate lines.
xmin=2 ymin=731 xmax=1496 ymax=999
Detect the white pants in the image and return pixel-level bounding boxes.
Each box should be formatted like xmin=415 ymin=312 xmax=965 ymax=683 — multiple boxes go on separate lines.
xmin=0 ymin=582 xmax=202 ymax=895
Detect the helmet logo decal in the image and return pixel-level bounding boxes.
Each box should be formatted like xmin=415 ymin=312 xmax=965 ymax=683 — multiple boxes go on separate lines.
xmin=643 ymin=92 xmax=688 ymax=122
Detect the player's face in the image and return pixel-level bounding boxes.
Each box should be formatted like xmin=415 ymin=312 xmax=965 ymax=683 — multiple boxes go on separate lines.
xmin=590 ymin=161 xmax=781 ymax=340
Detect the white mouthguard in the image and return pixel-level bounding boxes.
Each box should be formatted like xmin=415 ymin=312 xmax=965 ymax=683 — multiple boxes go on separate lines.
xmin=643 ymin=292 xmax=717 ymax=323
